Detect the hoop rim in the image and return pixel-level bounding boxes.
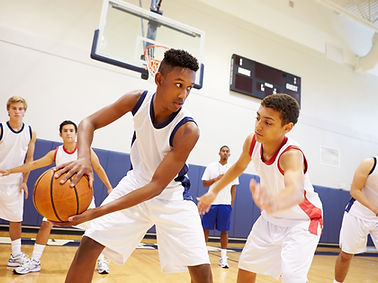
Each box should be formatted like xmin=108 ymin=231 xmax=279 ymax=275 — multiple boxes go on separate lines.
xmin=143 ymin=45 xmax=170 ymax=77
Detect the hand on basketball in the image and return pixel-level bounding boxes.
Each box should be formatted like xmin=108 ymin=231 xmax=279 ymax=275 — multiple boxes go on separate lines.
xmin=249 ymin=179 xmax=277 ymax=214
xmin=54 ymin=158 xmax=94 ymax=188
xmin=49 ymin=208 xmax=96 ymax=227
xmin=197 ymin=191 xmax=217 ymax=215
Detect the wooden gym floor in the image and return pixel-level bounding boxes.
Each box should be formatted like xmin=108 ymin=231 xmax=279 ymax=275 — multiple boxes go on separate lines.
xmin=0 ymin=230 xmax=377 ymax=282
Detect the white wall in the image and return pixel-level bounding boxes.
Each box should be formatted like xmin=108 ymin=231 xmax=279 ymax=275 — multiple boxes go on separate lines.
xmin=1 ymin=0 xmax=377 ymax=190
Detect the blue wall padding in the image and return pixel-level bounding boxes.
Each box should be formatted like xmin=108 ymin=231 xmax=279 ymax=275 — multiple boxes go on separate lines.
xmin=3 ymin=139 xmax=373 ymax=246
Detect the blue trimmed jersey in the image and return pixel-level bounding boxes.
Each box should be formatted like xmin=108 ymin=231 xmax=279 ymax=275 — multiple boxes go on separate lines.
xmin=128 ymin=90 xmax=196 ymax=200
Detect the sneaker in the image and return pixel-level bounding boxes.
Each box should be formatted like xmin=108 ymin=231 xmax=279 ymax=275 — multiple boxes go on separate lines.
xmin=14 ymin=258 xmax=41 ymax=274
xmin=219 ymin=257 xmax=229 ymax=268
xmin=97 ymin=257 xmax=109 ymax=274
xmin=7 ymin=253 xmax=29 ymax=267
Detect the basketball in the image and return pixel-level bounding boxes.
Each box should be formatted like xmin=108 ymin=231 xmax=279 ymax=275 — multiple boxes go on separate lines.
xmin=32 ymin=169 xmax=93 ymax=222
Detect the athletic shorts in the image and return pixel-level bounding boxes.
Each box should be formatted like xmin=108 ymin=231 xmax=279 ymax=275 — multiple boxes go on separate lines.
xmin=201 ymin=204 xmax=232 ymax=232
xmin=0 ymin=183 xmax=24 ymax=222
xmin=238 ymin=216 xmax=320 ymax=283
xmin=84 ymin=175 xmax=210 ymax=273
xmin=339 ymin=212 xmax=378 ymax=254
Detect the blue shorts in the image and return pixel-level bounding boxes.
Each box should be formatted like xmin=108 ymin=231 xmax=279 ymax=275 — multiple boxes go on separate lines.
xmin=201 ymin=204 xmax=232 ymax=232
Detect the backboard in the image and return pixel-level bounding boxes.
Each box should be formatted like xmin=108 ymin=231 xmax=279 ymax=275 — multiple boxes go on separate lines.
xmin=91 ymin=0 xmax=205 ymax=89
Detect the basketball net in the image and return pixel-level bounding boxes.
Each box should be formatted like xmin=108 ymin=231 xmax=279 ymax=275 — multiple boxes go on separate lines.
xmin=144 ymin=44 xmax=170 ymax=79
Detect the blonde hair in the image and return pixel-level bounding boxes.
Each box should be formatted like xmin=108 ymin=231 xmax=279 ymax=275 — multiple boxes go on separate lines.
xmin=7 ymin=96 xmax=28 ymax=111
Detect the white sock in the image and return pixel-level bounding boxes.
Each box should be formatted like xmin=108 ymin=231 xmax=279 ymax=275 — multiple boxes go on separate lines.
xmin=11 ymin=239 xmax=22 ymax=256
xmin=32 ymin=244 xmax=46 ymax=261
xmin=334 ymin=280 xmax=343 ymax=283
xmin=97 ymin=253 xmax=104 ymax=261
xmin=221 ymin=248 xmax=227 ymax=259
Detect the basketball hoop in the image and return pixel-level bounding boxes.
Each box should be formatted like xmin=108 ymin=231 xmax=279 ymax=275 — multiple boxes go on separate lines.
xmin=144 ymin=44 xmax=170 ymax=78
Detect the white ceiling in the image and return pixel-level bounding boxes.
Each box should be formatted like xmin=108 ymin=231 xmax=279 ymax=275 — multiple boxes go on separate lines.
xmin=199 ymin=0 xmax=378 ymax=76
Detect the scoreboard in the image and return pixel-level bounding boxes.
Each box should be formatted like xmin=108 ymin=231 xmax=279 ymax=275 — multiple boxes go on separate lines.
xmin=230 ymin=54 xmax=301 ymax=106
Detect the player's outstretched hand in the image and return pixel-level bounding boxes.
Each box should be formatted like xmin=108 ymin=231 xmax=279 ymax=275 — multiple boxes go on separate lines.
xmin=49 ymin=208 xmax=97 ymax=227
xmin=197 ymin=191 xmax=217 ymax=215
xmin=0 ymin=169 xmax=10 ymax=176
xmin=54 ymin=158 xmax=94 ymax=188
xmin=249 ymin=179 xmax=277 ymax=214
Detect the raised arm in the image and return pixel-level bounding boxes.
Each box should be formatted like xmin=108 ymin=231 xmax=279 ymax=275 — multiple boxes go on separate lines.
xmin=90 ymin=149 xmax=113 ymax=194
xmin=350 ymin=158 xmax=378 ymax=216
xmin=197 ymin=134 xmax=253 ymax=214
xmin=0 ymin=149 xmax=55 ymax=176
xmin=55 ymin=90 xmax=143 ymax=186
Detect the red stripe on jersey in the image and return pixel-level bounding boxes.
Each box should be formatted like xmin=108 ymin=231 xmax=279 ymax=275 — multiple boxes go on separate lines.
xmin=277 ymin=145 xmax=308 ymax=175
xmin=53 ymin=146 xmax=59 ymax=162
xmin=249 ymin=135 xmax=256 ymax=157
xmin=261 ymin=136 xmax=288 ymax=165
xmin=63 ymin=145 xmax=77 ymax=154
xmin=299 ymin=191 xmax=323 ymax=235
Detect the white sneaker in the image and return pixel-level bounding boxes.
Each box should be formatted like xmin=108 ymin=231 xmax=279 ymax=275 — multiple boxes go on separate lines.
xmin=219 ymin=257 xmax=229 ymax=268
xmin=7 ymin=253 xmax=29 ymax=267
xmin=97 ymin=257 xmax=109 ymax=274
xmin=14 ymin=258 xmax=41 ymax=274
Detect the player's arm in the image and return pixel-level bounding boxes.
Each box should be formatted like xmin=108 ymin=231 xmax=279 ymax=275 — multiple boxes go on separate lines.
xmin=350 ymin=158 xmax=378 ymax=216
xmin=90 ymin=149 xmax=113 ymax=194
xmin=231 ymin=185 xmax=236 ymax=208
xmin=262 ymin=149 xmax=305 ymax=214
xmin=202 ymin=174 xmax=223 ymax=187
xmin=197 ymin=134 xmax=252 ymax=214
xmin=56 ymin=121 xmax=199 ymax=226
xmin=18 ymin=129 xmax=37 ymax=199
xmin=55 ymin=90 xmax=143 ymax=186
xmin=0 ymin=149 xmax=55 ymax=176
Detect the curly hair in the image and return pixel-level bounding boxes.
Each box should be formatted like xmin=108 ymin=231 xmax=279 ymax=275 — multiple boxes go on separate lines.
xmin=158 ymin=49 xmax=199 ymax=75
xmin=59 ymin=120 xmax=77 ymax=133
xmin=261 ymin=94 xmax=300 ymax=125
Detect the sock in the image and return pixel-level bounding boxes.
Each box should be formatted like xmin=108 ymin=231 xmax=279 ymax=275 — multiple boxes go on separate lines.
xmin=11 ymin=239 xmax=22 ymax=256
xmin=32 ymin=244 xmax=46 ymax=261
xmin=221 ymin=248 xmax=227 ymax=259
xmin=334 ymin=280 xmax=343 ymax=283
xmin=97 ymin=253 xmax=104 ymax=261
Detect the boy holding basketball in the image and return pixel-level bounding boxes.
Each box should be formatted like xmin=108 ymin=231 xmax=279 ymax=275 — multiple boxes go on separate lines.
xmin=0 ymin=120 xmax=113 ymax=275
xmin=198 ymin=94 xmax=323 ymax=283
xmin=55 ymin=49 xmax=212 ymax=283
xmin=0 ymin=96 xmax=36 ymax=267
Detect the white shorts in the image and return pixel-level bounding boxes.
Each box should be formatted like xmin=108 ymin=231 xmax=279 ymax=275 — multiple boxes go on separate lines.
xmin=339 ymin=212 xmax=378 ymax=254
xmin=43 ymin=197 xmax=96 ymax=230
xmin=84 ymin=175 xmax=210 ymax=273
xmin=238 ymin=216 xmax=320 ymax=283
xmin=0 ymin=183 xmax=24 ymax=222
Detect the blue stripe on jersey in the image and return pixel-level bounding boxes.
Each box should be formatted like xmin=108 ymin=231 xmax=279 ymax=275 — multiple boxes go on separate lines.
xmin=129 ymin=131 xmax=137 ymax=171
xmin=28 ymin=125 xmax=32 ymax=140
xmin=7 ymin=121 xmax=25 ymax=134
xmin=174 ymin=164 xmax=192 ymax=200
xmin=0 ymin=123 xmax=3 ymax=140
xmin=149 ymin=94 xmax=181 ymax=129
xmin=132 ymin=90 xmax=148 ymax=116
xmin=345 ymin=197 xmax=356 ymax=212
xmin=169 ymin=117 xmax=196 ymax=147
xmin=369 ymin=157 xmax=376 ymax=175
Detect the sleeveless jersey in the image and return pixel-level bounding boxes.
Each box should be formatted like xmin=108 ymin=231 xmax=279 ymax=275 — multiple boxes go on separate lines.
xmin=54 ymin=145 xmax=77 ymax=166
xmin=345 ymin=157 xmax=378 ymax=220
xmin=0 ymin=122 xmax=32 ymax=185
xmin=249 ymin=135 xmax=323 ymax=235
xmin=128 ymin=90 xmax=196 ymax=201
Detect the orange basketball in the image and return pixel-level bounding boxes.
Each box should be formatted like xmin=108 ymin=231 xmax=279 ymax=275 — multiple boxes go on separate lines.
xmin=32 ymin=169 xmax=93 ymax=222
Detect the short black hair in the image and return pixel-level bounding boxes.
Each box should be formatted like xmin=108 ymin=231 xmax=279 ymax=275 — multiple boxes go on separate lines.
xmin=261 ymin=94 xmax=299 ymax=125
xmin=219 ymin=145 xmax=229 ymax=151
xmin=158 ymin=49 xmax=199 ymax=75
xmin=59 ymin=120 xmax=77 ymax=133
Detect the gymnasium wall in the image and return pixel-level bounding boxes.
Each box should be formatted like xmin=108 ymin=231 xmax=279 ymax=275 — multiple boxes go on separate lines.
xmin=2 ymin=138 xmax=374 ymax=246
xmin=1 ymin=1 xmax=378 ymax=195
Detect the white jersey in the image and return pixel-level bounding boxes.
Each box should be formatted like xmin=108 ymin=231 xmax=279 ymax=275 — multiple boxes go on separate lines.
xmin=54 ymin=145 xmax=77 ymax=166
xmin=128 ymin=90 xmax=196 ymax=201
xmin=249 ymin=135 xmax=323 ymax=235
xmin=346 ymin=156 xmax=378 ymax=221
xmin=202 ymin=162 xmax=239 ymax=205
xmin=0 ymin=122 xmax=32 ymax=185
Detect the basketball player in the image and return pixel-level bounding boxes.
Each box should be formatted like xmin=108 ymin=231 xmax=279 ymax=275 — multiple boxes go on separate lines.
xmin=54 ymin=49 xmax=212 ymax=283
xmin=0 ymin=120 xmax=113 ymax=275
xmin=334 ymin=157 xmax=378 ymax=283
xmin=201 ymin=145 xmax=239 ymax=268
xmin=0 ymin=96 xmax=36 ymax=267
xmin=198 ymin=94 xmax=323 ymax=283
